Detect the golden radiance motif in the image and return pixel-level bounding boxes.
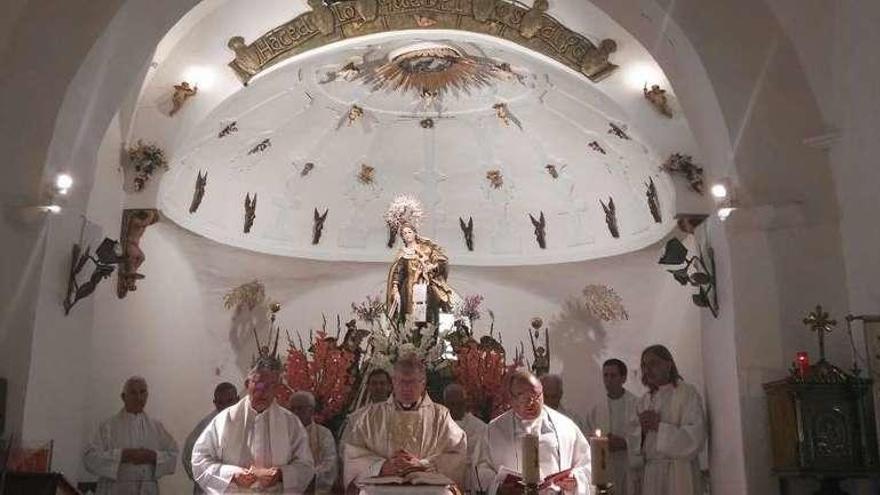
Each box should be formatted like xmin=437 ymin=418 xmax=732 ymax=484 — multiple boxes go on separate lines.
xmin=226 ymin=0 xmax=617 ymax=86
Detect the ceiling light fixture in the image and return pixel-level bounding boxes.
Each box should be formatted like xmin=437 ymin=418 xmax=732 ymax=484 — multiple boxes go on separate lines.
xmin=624 ymin=63 xmax=665 ymax=91
xmin=710 ymin=183 xmax=728 ymax=199
xmin=56 ymin=173 xmax=73 ymax=194
xmin=182 ymin=66 xmax=215 ymax=90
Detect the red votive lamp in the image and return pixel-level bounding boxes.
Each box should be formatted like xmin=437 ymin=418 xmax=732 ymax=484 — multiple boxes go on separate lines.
xmin=795 ymin=352 xmax=810 ymax=377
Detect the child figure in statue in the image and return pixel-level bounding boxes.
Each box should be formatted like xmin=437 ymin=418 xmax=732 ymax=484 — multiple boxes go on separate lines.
xmin=386 ymin=223 xmax=455 ymax=326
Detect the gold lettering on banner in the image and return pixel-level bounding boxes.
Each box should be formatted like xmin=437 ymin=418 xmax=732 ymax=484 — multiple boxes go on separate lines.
xmin=226 ymin=0 xmax=616 ymax=85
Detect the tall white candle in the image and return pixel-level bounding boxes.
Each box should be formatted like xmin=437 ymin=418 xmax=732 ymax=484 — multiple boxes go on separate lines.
xmin=522 ymin=433 xmax=540 ymax=484
xmin=590 ymin=429 xmax=610 ymax=486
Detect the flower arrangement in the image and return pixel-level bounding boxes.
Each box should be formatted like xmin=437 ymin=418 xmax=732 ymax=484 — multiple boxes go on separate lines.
xmin=459 ymin=294 xmax=484 ymax=323
xmin=453 ymin=338 xmax=522 ymax=420
xmin=582 ymin=284 xmax=629 ymax=321
xmin=284 ymin=331 xmax=357 ymax=425
xmin=126 ymin=140 xmax=168 ymax=191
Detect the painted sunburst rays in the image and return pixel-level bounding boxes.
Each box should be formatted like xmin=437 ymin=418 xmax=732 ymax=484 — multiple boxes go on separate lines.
xmin=355 ymin=42 xmax=518 ymax=97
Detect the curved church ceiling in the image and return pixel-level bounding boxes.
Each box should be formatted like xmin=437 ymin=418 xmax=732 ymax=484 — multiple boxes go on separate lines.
xmin=127 ymin=2 xmax=704 ymax=266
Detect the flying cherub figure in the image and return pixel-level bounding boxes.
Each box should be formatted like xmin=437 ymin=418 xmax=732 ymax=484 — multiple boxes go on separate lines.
xmin=644 ymin=84 xmax=673 ymax=117
xmin=334 ymin=104 xmax=377 ymax=132
xmin=170 ymin=82 xmax=197 ymax=116
xmin=493 ymin=102 xmax=522 ymax=130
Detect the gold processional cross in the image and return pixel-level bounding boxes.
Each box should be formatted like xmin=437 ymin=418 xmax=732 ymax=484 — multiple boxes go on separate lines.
xmin=803 ymin=305 xmax=837 ymax=362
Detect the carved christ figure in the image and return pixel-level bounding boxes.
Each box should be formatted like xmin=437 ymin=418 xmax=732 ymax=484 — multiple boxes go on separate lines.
xmin=386 ymin=224 xmax=454 ymax=325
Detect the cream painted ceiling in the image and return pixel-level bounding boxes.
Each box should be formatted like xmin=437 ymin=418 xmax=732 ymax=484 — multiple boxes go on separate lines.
xmin=127 ymin=1 xmax=703 ymax=265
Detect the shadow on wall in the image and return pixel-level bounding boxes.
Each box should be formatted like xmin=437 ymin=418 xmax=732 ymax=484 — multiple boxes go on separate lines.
xmin=550 ymin=295 xmax=607 ymax=400
xmin=229 ymin=302 xmax=271 ymax=379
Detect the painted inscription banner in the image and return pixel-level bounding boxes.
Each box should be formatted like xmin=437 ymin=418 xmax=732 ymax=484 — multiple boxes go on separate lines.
xmin=227 ymin=0 xmax=617 ymax=85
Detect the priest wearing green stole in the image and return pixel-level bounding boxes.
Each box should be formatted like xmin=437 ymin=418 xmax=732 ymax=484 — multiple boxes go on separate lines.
xmin=343 ymin=353 xmax=467 ymax=493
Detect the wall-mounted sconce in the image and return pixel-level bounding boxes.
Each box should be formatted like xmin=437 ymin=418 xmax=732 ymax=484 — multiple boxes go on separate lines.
xmin=64 ymin=237 xmax=123 ymax=315
xmin=659 ymin=237 xmax=719 ymax=317
xmin=710 ymin=178 xmax=737 ymax=221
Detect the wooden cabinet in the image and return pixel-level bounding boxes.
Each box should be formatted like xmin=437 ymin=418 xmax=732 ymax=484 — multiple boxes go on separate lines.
xmin=764 ymin=360 xmax=880 ymax=492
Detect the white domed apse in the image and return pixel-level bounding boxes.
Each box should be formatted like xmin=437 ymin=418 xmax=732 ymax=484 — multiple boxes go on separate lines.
xmin=157 ymin=31 xmax=684 ymax=265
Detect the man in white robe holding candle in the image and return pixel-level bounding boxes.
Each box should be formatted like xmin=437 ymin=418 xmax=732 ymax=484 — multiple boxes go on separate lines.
xmin=192 ymin=350 xmax=315 ymax=493
xmin=587 ymin=359 xmax=641 ymax=495
xmin=475 ymin=370 xmax=591 ymax=494
xmin=344 ymin=352 xmax=467 ymax=493
xmin=83 ymin=376 xmax=179 ymax=495
xmin=631 ymin=345 xmax=706 ymax=495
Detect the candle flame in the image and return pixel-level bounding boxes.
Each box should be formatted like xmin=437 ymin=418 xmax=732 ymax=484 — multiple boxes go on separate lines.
xmin=595 ymin=429 xmax=602 ymax=437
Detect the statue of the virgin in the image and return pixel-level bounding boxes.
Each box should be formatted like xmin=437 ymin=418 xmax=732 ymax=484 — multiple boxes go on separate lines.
xmin=384 ymin=196 xmax=456 ymax=326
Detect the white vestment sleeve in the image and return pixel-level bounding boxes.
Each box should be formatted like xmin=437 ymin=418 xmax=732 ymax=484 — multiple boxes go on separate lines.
xmin=473 ymin=428 xmax=499 ymax=495
xmin=83 ymin=422 xmax=122 ymax=480
xmin=281 ymin=419 xmax=316 ymax=493
xmin=343 ymin=424 xmax=387 ymax=487
xmin=627 ymin=398 xmax=644 ymax=469
xmin=151 ymin=420 xmax=179 ymax=479
xmin=569 ymin=428 xmax=592 ymax=495
xmin=191 ymin=418 xmax=246 ymax=493
xmin=655 ymin=387 xmax=706 ymax=459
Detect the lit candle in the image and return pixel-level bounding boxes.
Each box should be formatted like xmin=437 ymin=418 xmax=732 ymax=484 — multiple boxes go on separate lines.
xmin=521 ymin=433 xmax=540 ymax=485
xmin=795 ymin=352 xmax=810 ymax=377
xmin=590 ymin=429 xmax=610 ymax=486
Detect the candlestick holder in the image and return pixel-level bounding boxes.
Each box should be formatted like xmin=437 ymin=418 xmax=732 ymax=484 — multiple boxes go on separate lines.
xmin=594 ymin=482 xmax=614 ymax=494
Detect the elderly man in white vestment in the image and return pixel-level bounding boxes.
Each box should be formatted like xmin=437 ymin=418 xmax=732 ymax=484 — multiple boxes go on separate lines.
xmin=192 ymin=355 xmax=315 ymax=493
xmin=83 ymin=376 xmax=179 ymax=495
xmin=475 ymin=370 xmax=591 ymax=495
xmin=182 ymin=382 xmax=240 ymax=494
xmin=586 ymin=359 xmax=640 ymax=495
xmin=631 ymin=345 xmax=706 ymax=495
xmin=344 ymin=353 xmax=467 ymax=493
xmin=288 ymin=391 xmax=337 ymax=494
xmin=443 ymin=383 xmax=487 ymax=494
xmin=539 ymin=374 xmax=587 ymax=434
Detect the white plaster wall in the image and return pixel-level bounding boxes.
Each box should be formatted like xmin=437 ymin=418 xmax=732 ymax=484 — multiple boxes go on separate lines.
xmin=78 ymin=218 xmax=701 ymax=492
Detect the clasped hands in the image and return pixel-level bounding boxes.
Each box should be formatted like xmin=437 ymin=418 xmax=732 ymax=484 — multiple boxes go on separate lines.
xmin=380 ymin=449 xmax=428 ymax=476
xmin=638 ymin=410 xmax=661 ymax=432
xmin=120 ymin=448 xmax=156 ymax=465
xmin=232 ymin=466 xmax=281 ymax=489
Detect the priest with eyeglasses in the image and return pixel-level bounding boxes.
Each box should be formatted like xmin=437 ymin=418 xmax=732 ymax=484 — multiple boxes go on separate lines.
xmin=474 ymin=370 xmax=591 ymax=494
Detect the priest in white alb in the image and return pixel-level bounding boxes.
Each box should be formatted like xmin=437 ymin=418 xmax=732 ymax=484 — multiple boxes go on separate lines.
xmin=442 ymin=383 xmax=488 ymax=494
xmin=288 ymin=391 xmax=337 ymax=494
xmin=191 ymin=350 xmax=315 ymax=493
xmin=343 ymin=352 xmax=467 ymax=493
xmin=83 ymin=376 xmax=179 ymax=495
xmin=586 ymin=359 xmax=640 ymax=495
xmin=475 ymin=370 xmax=591 ymax=495
xmin=631 ymin=345 xmax=706 ymax=495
